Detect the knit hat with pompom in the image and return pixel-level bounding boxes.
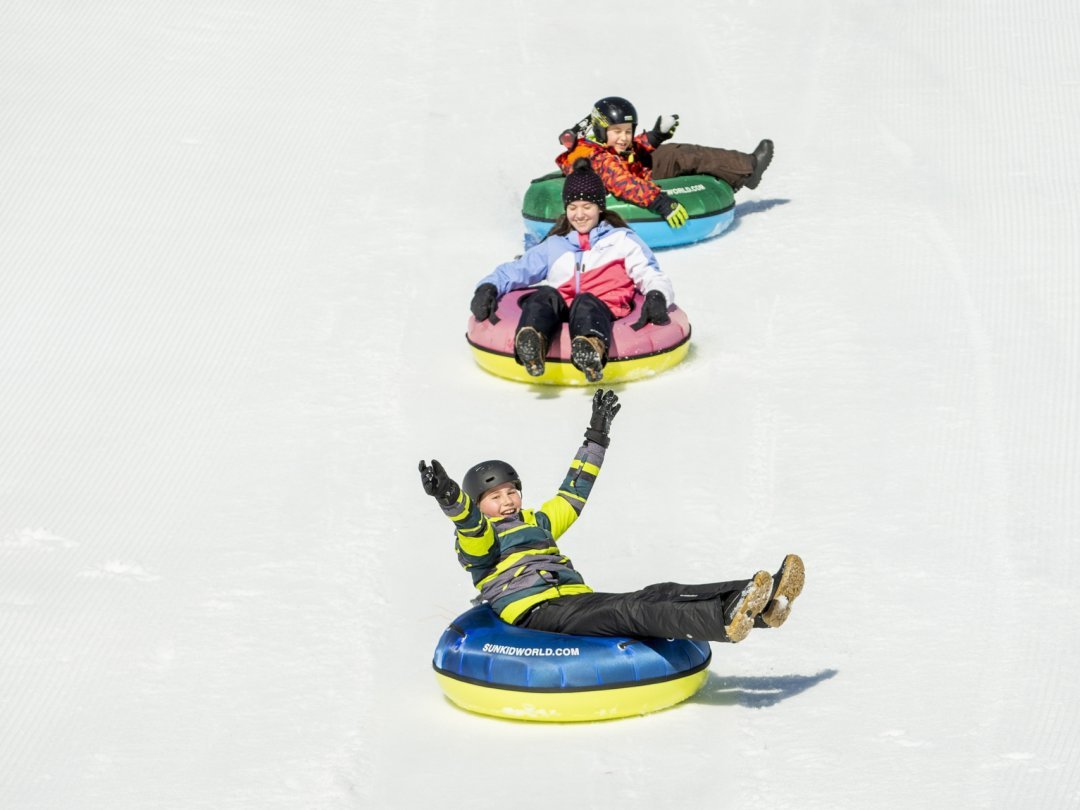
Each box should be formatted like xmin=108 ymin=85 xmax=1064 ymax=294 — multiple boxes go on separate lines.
xmin=562 ymin=158 xmax=607 ymax=210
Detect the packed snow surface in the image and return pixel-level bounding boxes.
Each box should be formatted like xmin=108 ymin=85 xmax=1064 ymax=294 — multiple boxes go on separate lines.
xmin=2 ymin=2 xmax=1078 ymax=808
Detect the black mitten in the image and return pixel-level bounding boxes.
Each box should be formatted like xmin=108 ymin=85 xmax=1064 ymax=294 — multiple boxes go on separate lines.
xmin=645 ymin=114 xmax=679 ymax=148
xmin=584 ymin=389 xmax=621 ymax=448
xmin=470 ymin=284 xmax=499 ymax=323
xmin=418 ymin=459 xmax=461 ymax=506
xmin=630 ymin=290 xmax=671 ymax=331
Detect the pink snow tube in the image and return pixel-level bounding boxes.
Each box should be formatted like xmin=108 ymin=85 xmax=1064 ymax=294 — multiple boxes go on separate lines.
xmin=466 ymin=290 xmax=691 ymax=386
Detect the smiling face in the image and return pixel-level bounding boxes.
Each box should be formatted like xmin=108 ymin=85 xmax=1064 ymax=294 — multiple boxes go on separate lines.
xmin=565 ymin=200 xmax=601 ymax=234
xmin=605 ymin=122 xmax=634 ymax=154
xmin=477 ymin=481 xmax=522 ymax=519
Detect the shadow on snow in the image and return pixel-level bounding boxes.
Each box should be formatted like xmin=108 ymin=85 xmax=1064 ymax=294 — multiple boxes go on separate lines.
xmin=691 ymin=667 xmax=837 ymax=709
xmin=734 ymin=197 xmax=791 ymax=218
xmin=652 ymin=197 xmax=791 ymax=252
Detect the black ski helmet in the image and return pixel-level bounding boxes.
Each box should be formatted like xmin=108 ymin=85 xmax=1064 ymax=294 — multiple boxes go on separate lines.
xmin=463 ymin=459 xmax=522 ymax=503
xmin=590 ymin=96 xmax=637 ymax=143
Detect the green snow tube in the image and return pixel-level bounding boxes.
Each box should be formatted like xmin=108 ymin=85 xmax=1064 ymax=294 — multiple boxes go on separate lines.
xmin=522 ymin=172 xmax=735 ymax=250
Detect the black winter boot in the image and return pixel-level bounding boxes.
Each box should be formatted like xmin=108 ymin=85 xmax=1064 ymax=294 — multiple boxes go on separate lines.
xmin=757 ymin=553 xmax=804 ymax=628
xmin=744 ymin=139 xmax=774 ymax=190
xmin=515 ymin=327 xmax=547 ymax=377
xmin=570 ymin=335 xmax=605 ymax=382
xmin=722 ymin=570 xmax=773 ymax=642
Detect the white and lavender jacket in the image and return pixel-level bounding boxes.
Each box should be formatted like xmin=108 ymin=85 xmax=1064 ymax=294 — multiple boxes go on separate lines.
xmin=476 ymin=221 xmax=674 ymax=319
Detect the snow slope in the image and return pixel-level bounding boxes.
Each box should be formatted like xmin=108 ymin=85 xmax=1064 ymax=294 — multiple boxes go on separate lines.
xmin=2 ymin=1 xmax=1078 ymax=807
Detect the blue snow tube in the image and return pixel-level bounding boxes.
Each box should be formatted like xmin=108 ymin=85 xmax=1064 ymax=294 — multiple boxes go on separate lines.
xmin=432 ymin=605 xmax=711 ymax=722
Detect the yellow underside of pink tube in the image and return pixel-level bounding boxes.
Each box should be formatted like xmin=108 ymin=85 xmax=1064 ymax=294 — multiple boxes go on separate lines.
xmin=469 ymin=341 xmax=690 ymax=386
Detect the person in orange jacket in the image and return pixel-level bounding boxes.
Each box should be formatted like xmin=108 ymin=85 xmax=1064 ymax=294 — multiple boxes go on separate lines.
xmin=556 ymin=96 xmax=773 ymax=229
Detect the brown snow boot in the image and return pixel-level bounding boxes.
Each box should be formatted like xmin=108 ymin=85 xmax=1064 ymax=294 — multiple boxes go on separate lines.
xmin=744 ymin=139 xmax=773 ymax=190
xmin=758 ymin=554 xmax=805 ymax=628
xmin=570 ymin=335 xmax=605 ymax=382
xmin=515 ymin=327 xmax=547 ymax=377
xmin=721 ymin=570 xmax=774 ymax=643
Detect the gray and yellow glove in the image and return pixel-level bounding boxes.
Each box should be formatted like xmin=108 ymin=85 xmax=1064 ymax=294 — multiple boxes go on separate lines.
xmin=650 ymin=193 xmax=689 ymax=229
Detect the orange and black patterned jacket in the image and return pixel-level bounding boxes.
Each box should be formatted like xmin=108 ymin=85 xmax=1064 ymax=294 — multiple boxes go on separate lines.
xmin=555 ymin=133 xmax=662 ymax=209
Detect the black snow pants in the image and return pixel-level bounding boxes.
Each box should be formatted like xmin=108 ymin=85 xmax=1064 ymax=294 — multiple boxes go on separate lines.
xmin=516 ymin=578 xmax=756 ymax=643
xmin=516 ymin=286 xmax=614 ymax=364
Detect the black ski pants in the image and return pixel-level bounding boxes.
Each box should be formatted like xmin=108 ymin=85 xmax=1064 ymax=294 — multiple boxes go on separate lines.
xmin=516 ymin=578 xmax=755 ymax=643
xmin=516 ymin=287 xmax=614 ymax=363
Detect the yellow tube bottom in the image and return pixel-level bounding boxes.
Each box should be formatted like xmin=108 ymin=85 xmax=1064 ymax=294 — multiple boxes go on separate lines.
xmin=435 ymin=668 xmax=708 ymax=722
xmin=469 ymin=342 xmax=690 ymax=386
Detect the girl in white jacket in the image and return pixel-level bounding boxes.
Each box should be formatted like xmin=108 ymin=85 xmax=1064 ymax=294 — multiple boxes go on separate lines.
xmin=470 ymin=160 xmax=675 ymax=382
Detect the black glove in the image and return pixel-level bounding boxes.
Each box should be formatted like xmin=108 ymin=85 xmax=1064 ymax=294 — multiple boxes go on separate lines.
xmin=584 ymin=389 xmax=621 ymax=448
xmin=645 ymin=114 xmax=679 ymax=148
xmin=630 ymin=290 xmax=671 ymax=331
xmin=470 ymin=284 xmax=499 ymax=323
xmin=418 ymin=459 xmax=460 ymax=506
xmin=648 ymin=192 xmax=689 ymax=229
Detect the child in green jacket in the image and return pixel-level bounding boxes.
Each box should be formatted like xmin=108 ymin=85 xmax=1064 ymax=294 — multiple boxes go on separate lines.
xmin=419 ymin=390 xmax=804 ymax=643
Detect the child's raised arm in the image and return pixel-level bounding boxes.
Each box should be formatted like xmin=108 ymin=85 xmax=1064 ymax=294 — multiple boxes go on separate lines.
xmin=538 ymin=390 xmax=622 ymax=539
xmin=419 ymin=459 xmax=500 ymax=580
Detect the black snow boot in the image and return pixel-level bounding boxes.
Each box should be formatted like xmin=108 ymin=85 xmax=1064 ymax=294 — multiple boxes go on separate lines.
xmin=570 ymin=335 xmax=605 ymax=382
xmin=756 ymin=553 xmax=805 ymax=628
xmin=721 ymin=570 xmax=773 ymax=643
xmin=744 ymin=139 xmax=774 ymax=190
xmin=515 ymin=327 xmax=548 ymax=377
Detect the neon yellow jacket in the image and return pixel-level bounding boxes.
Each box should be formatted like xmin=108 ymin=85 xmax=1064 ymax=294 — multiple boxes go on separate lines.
xmin=441 ymin=440 xmax=605 ymax=623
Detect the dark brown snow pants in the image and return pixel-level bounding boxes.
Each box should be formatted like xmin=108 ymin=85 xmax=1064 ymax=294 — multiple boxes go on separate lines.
xmin=651 ymin=142 xmax=755 ymax=190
